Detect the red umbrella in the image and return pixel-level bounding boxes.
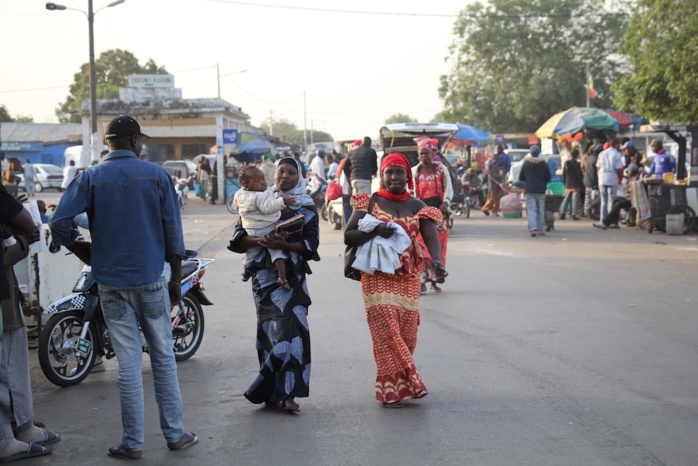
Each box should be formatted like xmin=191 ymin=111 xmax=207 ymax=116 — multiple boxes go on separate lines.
xmin=604 ymin=110 xmax=634 ymax=128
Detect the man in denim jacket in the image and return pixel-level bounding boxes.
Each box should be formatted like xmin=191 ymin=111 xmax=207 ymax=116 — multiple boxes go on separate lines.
xmin=50 ymin=116 xmax=198 ymax=460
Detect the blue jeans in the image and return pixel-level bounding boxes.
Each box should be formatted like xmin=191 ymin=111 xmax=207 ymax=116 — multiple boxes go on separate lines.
xmin=584 ymin=187 xmax=599 ymax=217
xmin=525 ymin=193 xmax=546 ymax=232
xmin=600 ymin=185 xmax=615 ymax=223
xmin=559 ymin=191 xmax=580 ymax=216
xmin=98 ymin=278 xmax=184 ymax=450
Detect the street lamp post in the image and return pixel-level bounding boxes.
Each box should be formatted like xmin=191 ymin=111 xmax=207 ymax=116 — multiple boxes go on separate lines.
xmin=46 ymin=0 xmax=125 ymax=167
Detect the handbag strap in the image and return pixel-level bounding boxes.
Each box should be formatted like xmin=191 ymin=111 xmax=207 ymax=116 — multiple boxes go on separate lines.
xmin=367 ymin=193 xmax=377 ymax=215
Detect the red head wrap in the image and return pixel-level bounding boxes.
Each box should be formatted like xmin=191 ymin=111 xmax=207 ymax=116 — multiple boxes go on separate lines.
xmin=414 ymin=136 xmax=438 ymax=153
xmin=380 ymin=152 xmax=413 ymax=190
xmin=352 ymin=140 xmax=362 ymax=148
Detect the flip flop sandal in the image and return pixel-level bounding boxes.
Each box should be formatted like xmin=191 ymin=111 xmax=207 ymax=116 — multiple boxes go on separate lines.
xmin=107 ymin=444 xmax=142 ymax=460
xmin=381 ymin=401 xmax=404 ymax=408
xmin=283 ymin=398 xmax=300 ymax=411
xmin=0 ymin=443 xmax=51 ymax=463
xmin=36 ymin=429 xmax=60 ymax=446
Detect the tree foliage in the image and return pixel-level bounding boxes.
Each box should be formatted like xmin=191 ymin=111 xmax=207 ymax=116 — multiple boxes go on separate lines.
xmin=612 ymin=0 xmax=698 ymax=123
xmin=385 ymin=113 xmax=417 ymax=124
xmin=56 ymin=49 xmax=168 ymax=123
xmin=0 ymin=104 xmax=33 ymax=123
xmin=259 ymin=117 xmax=333 ymax=145
xmin=439 ymin=0 xmax=627 ymax=133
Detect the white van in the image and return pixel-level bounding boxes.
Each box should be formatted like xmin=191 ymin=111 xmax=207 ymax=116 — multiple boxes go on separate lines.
xmin=63 ymin=144 xmax=109 ymax=167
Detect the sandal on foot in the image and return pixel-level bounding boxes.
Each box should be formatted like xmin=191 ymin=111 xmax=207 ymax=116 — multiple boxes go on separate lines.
xmin=107 ymin=444 xmax=142 ymax=460
xmin=420 ymin=284 xmax=427 ymax=295
xmin=167 ymin=432 xmax=198 ymax=451
xmin=241 ymin=273 xmax=251 ymax=282
xmin=277 ymin=277 xmax=291 ymax=290
xmin=15 ymin=427 xmax=60 ymax=446
xmin=381 ymin=401 xmax=404 ymax=408
xmin=283 ymin=398 xmax=300 ymax=412
xmin=0 ymin=443 xmax=51 ymax=463
xmin=429 ymin=283 xmax=442 ymax=293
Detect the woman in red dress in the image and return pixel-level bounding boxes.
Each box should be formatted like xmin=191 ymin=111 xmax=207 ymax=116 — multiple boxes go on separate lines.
xmin=344 ymin=153 xmax=446 ymax=408
xmin=411 ymin=137 xmax=452 ymax=293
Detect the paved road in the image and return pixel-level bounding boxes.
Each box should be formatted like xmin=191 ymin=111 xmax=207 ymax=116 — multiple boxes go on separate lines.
xmin=26 ymin=195 xmax=698 ymax=465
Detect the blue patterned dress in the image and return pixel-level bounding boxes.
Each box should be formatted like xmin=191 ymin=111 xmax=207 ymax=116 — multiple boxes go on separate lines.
xmin=229 ymin=205 xmax=320 ymax=404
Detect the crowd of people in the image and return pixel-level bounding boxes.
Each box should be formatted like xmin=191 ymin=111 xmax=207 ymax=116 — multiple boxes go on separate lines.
xmin=0 ymin=112 xmax=689 ymax=461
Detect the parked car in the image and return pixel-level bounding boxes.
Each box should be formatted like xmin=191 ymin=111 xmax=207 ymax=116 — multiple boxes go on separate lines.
xmin=507 ymin=154 xmax=562 ymax=187
xmin=17 ymin=164 xmax=65 ymax=192
xmin=504 ymin=149 xmax=529 ymax=163
xmin=162 ymin=160 xmax=198 ymax=188
xmin=378 ymin=122 xmax=464 ymax=199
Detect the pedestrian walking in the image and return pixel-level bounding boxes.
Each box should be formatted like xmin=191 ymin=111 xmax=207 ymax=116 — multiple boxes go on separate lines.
xmin=61 ymin=160 xmax=77 ymax=191
xmin=559 ymin=148 xmax=584 ymax=220
xmin=582 ymin=144 xmax=601 ymax=217
xmin=411 ymin=136 xmax=452 ymax=294
xmin=597 ymin=139 xmax=623 ymax=222
xmin=22 ymin=160 xmax=36 ymax=197
xmin=197 ymin=157 xmax=212 ymax=200
xmin=519 ymin=145 xmax=551 ymax=237
xmin=343 ymin=136 xmax=378 ymax=195
xmin=227 ymin=157 xmax=319 ymax=412
xmin=481 ymin=145 xmax=509 ymax=216
xmin=344 ymin=153 xmax=446 ymax=408
xmin=50 ymin=115 xmax=197 ymax=460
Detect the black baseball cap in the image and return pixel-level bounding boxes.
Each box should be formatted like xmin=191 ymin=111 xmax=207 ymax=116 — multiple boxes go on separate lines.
xmin=104 ymin=115 xmax=151 ymax=140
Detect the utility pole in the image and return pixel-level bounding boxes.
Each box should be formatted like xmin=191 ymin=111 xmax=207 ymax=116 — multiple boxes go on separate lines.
xmin=217 ymin=63 xmax=220 ymax=99
xmin=269 ymin=110 xmax=274 ymax=136
xmin=303 ymin=90 xmax=307 ymax=153
xmin=310 ymin=120 xmax=314 ymax=145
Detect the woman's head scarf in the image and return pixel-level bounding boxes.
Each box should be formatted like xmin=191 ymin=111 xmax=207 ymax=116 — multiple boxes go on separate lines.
xmin=414 ymin=136 xmax=438 ymax=154
xmin=380 ymin=152 xmax=414 ymax=190
xmin=272 ymin=157 xmax=313 ymax=210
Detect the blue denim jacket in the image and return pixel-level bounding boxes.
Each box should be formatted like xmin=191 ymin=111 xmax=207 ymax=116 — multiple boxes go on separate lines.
xmin=50 ymin=151 xmax=186 ymax=289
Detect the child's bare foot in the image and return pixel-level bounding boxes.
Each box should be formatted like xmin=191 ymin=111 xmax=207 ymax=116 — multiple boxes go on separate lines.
xmin=277 ymin=277 xmax=290 ymax=290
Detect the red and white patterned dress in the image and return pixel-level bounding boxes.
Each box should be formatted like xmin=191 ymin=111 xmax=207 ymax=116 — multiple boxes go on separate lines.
xmin=351 ymin=193 xmax=443 ymax=403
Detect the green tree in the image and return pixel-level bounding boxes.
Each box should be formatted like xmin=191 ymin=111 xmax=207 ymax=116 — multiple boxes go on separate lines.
xmin=613 ymin=0 xmax=698 ymax=123
xmin=385 ymin=113 xmax=417 ymax=124
xmin=439 ymin=0 xmax=627 ymax=133
xmin=56 ymin=49 xmax=168 ymax=123
xmin=259 ymin=117 xmax=333 ymax=145
xmin=0 ymin=104 xmax=33 ymax=123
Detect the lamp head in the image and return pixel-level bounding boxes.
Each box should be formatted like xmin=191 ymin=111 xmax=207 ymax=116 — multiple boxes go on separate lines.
xmin=46 ymin=3 xmax=67 ymax=10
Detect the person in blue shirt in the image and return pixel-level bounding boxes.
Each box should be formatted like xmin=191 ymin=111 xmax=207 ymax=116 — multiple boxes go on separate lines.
xmin=50 ymin=116 xmax=198 ymax=460
xmin=645 ymin=139 xmax=676 ymax=178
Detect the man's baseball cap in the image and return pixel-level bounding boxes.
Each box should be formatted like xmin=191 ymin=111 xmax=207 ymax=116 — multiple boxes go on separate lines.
xmin=622 ymin=141 xmax=635 ymax=149
xmin=104 ymin=116 xmax=151 ymax=140
xmin=530 ymin=145 xmax=540 ymax=154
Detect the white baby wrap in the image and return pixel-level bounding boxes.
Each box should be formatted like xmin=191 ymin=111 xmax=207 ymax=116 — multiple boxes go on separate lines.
xmin=351 ymin=214 xmax=411 ymax=275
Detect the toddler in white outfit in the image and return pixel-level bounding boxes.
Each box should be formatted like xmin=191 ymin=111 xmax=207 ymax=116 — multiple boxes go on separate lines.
xmin=233 ymin=166 xmax=295 ymax=288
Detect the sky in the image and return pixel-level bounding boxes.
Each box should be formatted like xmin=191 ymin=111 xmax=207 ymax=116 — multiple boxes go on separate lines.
xmin=0 ymin=0 xmax=475 ymax=142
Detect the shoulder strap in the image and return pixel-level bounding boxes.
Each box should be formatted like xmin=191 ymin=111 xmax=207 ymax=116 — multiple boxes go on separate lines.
xmin=367 ymin=193 xmax=377 ymax=214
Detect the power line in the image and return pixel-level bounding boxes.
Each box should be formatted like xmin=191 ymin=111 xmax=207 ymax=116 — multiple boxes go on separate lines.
xmin=201 ymin=0 xmax=626 ymax=19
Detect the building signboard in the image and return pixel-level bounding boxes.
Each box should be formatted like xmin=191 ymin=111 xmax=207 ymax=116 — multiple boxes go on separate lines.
xmin=223 ymin=129 xmax=238 ymax=144
xmin=128 ymin=74 xmax=175 ymax=88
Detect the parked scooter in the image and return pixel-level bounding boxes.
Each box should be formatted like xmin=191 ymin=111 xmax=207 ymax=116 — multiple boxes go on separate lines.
xmin=38 ymin=257 xmax=214 ymax=387
xmin=307 ymin=174 xmax=328 ymax=221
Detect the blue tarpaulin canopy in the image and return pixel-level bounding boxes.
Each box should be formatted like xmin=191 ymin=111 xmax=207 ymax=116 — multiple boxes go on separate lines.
xmin=452 ymin=123 xmax=493 ymax=146
xmin=230 ymin=133 xmax=277 ymax=163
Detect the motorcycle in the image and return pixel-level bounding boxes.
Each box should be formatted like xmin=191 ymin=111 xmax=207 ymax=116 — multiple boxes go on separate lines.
xmin=38 ymin=257 xmax=214 ymax=387
xmin=307 ymin=175 xmax=328 ymax=221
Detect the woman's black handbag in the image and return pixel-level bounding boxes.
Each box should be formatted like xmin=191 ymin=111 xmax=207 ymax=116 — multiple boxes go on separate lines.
xmin=275 ymin=214 xmax=305 ymax=236
xmin=344 ymin=194 xmax=377 ymax=281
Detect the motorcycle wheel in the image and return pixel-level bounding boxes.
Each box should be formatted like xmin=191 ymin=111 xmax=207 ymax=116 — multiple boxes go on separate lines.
xmin=38 ymin=310 xmax=96 ymax=387
xmin=464 ymin=202 xmax=471 ymax=219
xmin=172 ymin=294 xmax=205 ymax=361
xmin=321 ymin=204 xmax=328 ymax=222
xmin=226 ymin=195 xmax=238 ymax=214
